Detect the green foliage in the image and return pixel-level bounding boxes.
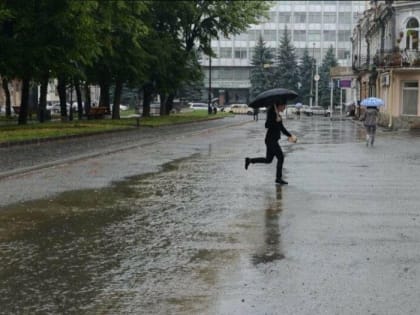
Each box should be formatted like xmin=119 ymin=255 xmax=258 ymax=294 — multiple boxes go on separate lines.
xmin=319 ymin=46 xmax=339 ymax=107
xmin=178 ymin=1 xmax=270 ymax=54
xmin=274 ymin=27 xmax=299 ymax=94
xmin=298 ymin=47 xmax=316 ymax=104
xmin=250 ymin=35 xmax=275 ymax=98
xmin=0 ymin=0 xmax=270 ymax=122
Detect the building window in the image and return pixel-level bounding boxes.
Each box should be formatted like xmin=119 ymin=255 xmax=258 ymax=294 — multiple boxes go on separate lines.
xmin=234 ymin=33 xmax=248 ymax=41
xmin=323 ymin=30 xmax=336 ymax=41
xmin=308 ymin=30 xmax=320 ymax=42
xmin=294 ymin=12 xmax=306 ymax=24
xmin=234 ymin=48 xmax=247 ymax=59
xmin=406 ymin=18 xmax=419 ymax=50
xmin=278 ymin=12 xmax=291 ymax=24
xmin=248 ymin=30 xmax=263 ymax=41
xmin=402 ymin=81 xmax=418 ymax=115
xmin=338 ymin=30 xmax=351 ymax=42
xmin=264 ymin=30 xmax=277 ymax=41
xmin=269 ymin=11 xmax=277 ymax=23
xmin=323 ymin=13 xmax=336 ymax=24
xmin=220 ymin=47 xmax=232 ymax=59
xmin=294 ymin=30 xmax=306 ymax=41
xmin=338 ymin=12 xmax=351 ymax=24
xmin=308 ymin=12 xmax=321 ymax=24
xmin=232 ymin=68 xmax=250 ymax=80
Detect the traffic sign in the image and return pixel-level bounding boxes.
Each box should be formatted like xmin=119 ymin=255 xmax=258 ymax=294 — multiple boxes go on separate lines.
xmin=314 ymin=74 xmax=320 ymax=81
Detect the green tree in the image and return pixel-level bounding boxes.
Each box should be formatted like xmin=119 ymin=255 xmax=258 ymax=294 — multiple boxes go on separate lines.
xmin=318 ymin=46 xmax=339 ymax=108
xmin=0 ymin=3 xmax=13 ymax=118
xmin=298 ymin=47 xmax=315 ymax=104
xmin=274 ymin=27 xmax=299 ymax=98
xmin=0 ymin=0 xmax=99 ymax=124
xmin=250 ymin=35 xmax=274 ymax=98
xmin=156 ymin=0 xmax=270 ymax=115
xmin=86 ymin=0 xmax=149 ymax=119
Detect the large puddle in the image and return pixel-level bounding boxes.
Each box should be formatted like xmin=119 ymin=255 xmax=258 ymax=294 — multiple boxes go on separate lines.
xmin=0 ymin=148 xmax=284 ymax=314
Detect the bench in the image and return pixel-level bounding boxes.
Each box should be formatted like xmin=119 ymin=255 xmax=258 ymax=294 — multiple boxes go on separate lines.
xmin=87 ymin=106 xmax=108 ymax=119
xmin=12 ymin=106 xmax=38 ymax=117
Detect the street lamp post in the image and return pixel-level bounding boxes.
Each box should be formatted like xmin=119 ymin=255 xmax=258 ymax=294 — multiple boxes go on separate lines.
xmin=315 ymin=62 xmax=319 ymax=107
xmin=208 ymin=38 xmax=212 ymax=115
xmin=309 ymin=43 xmax=315 ymax=107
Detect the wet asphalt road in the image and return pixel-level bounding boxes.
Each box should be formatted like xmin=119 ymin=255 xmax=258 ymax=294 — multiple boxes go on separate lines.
xmin=1 ymin=115 xmax=420 ymax=314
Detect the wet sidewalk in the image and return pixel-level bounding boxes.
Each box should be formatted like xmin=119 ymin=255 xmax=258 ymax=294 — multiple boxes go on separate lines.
xmin=1 ymin=115 xmax=420 ymax=314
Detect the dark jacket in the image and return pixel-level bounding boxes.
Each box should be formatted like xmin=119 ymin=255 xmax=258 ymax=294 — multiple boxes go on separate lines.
xmin=265 ymin=106 xmax=292 ymax=142
xmin=360 ymin=107 xmax=378 ymax=126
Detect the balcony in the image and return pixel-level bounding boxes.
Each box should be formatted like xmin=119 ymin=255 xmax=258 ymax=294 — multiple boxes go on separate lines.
xmin=373 ymin=49 xmax=420 ymax=68
xmin=353 ymin=49 xmax=420 ymax=71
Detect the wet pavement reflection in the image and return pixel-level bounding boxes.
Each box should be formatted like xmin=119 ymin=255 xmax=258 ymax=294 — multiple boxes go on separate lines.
xmin=2 ymin=116 xmax=420 ymax=314
xmin=252 ymin=187 xmax=284 ymax=265
xmin=0 ymin=149 xmax=257 ymax=314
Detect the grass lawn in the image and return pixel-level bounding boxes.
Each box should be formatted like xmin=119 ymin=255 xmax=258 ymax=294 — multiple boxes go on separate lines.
xmin=0 ymin=110 xmax=231 ymax=144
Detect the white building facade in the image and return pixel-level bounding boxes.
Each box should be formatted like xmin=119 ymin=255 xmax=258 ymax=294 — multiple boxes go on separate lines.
xmin=201 ymin=0 xmax=367 ymax=105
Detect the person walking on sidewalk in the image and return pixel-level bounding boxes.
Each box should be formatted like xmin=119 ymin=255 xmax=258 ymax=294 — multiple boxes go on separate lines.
xmin=360 ymin=106 xmax=379 ymax=147
xmin=253 ymin=107 xmax=259 ymax=121
xmin=245 ymin=101 xmax=297 ymax=185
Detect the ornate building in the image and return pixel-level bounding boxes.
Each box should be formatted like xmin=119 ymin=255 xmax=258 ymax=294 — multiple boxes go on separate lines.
xmin=351 ymin=0 xmax=420 ymax=129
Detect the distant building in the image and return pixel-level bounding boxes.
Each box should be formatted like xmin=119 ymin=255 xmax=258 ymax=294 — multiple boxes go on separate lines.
xmin=200 ymin=0 xmax=367 ymax=105
xmin=351 ymin=0 xmax=420 ymax=129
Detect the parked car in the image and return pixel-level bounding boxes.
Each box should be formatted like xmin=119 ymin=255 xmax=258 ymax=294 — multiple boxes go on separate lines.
xmin=189 ymin=102 xmax=209 ymax=110
xmin=47 ymin=102 xmax=73 ymax=114
xmin=284 ymin=105 xmax=297 ymax=116
xmin=228 ymin=104 xmax=254 ymax=115
xmin=304 ymin=106 xmax=331 ymax=117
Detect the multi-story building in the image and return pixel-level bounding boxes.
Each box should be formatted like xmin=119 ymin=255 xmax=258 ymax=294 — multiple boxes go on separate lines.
xmin=201 ymin=0 xmax=367 ymax=106
xmin=351 ymin=0 xmax=420 ymax=129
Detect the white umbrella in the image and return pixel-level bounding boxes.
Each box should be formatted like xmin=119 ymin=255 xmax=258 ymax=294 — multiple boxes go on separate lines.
xmin=360 ymin=97 xmax=384 ymax=107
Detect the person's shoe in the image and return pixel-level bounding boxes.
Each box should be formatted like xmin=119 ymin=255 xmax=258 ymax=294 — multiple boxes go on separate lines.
xmin=245 ymin=158 xmax=251 ymax=170
xmin=275 ymin=179 xmax=288 ymax=185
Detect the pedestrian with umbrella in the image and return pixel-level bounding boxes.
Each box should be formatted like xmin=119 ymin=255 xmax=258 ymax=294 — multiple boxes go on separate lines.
xmin=295 ymin=102 xmax=303 ymax=119
xmin=360 ymin=97 xmax=383 ymax=147
xmin=245 ymin=88 xmax=298 ymax=185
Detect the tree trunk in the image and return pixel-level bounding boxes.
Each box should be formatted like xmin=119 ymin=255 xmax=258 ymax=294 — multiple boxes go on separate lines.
xmin=2 ymin=78 xmax=12 ymax=118
xmin=165 ymin=93 xmax=175 ymax=115
xmin=38 ymin=73 xmax=48 ymax=123
xmin=75 ymin=81 xmax=83 ymax=120
xmin=99 ymin=80 xmax=110 ymax=114
xmin=112 ymin=79 xmax=123 ymax=119
xmin=142 ymin=83 xmax=153 ymax=117
xmin=57 ymin=76 xmax=68 ymax=120
xmin=159 ymin=92 xmax=166 ymax=116
xmin=84 ymin=83 xmax=91 ymax=116
xmin=18 ymin=77 xmax=30 ymax=125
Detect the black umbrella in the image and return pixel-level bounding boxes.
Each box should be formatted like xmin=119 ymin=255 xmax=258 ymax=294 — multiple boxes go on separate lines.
xmin=249 ymin=88 xmax=298 ymax=108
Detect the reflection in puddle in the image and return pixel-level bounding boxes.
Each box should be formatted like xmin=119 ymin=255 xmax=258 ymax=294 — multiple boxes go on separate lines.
xmin=0 ymin=153 xmax=247 ymax=314
xmin=252 ymin=186 xmax=285 ymax=265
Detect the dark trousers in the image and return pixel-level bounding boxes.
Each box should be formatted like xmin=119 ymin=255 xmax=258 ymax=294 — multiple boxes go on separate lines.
xmin=250 ymin=140 xmax=284 ymax=180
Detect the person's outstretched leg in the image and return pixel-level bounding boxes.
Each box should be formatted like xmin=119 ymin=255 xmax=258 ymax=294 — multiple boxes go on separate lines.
xmin=245 ymin=143 xmax=274 ymax=170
